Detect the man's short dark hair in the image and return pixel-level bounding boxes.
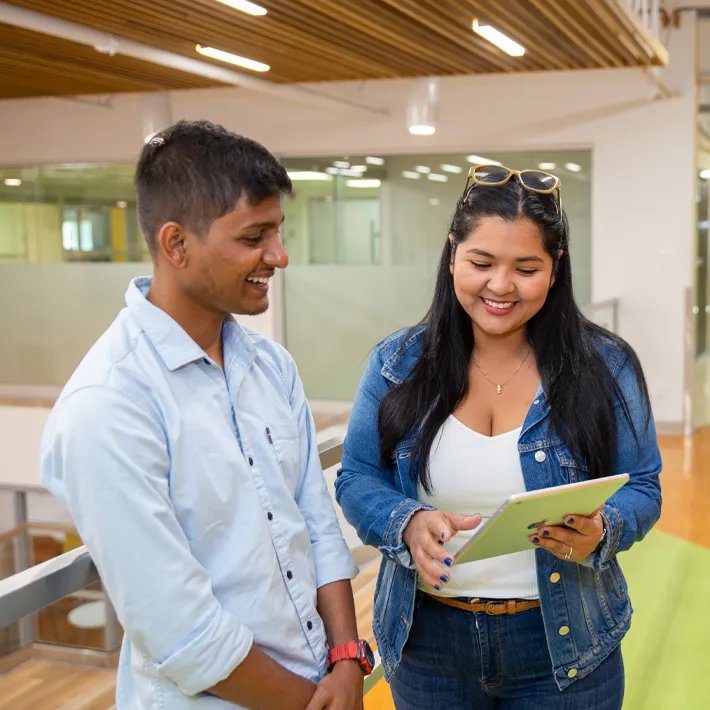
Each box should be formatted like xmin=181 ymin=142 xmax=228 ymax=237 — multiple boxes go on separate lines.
xmin=134 ymin=120 xmax=292 ymax=253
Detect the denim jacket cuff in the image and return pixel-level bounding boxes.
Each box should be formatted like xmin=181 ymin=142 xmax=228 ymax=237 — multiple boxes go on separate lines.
xmin=579 ymin=505 xmax=622 ymax=570
xmin=378 ymin=499 xmax=435 ymax=569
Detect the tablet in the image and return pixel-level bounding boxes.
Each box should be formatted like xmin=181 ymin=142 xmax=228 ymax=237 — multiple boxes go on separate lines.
xmin=453 ymin=473 xmax=629 ymax=565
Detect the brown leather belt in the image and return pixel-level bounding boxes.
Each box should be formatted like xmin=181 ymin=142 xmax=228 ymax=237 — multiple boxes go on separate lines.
xmin=425 ymin=593 xmax=541 ymax=615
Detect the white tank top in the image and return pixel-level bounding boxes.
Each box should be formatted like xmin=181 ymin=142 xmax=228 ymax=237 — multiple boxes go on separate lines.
xmin=417 ymin=415 xmax=539 ymax=600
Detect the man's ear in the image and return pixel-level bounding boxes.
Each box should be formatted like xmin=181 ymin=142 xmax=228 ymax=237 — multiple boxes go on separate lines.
xmin=156 ymin=222 xmax=189 ymax=267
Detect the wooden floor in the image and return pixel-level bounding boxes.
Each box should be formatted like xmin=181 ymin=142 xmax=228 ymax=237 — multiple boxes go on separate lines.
xmin=1 ymin=429 xmax=706 ymax=709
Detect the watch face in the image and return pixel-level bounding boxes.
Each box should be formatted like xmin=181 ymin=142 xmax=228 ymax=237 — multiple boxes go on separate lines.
xmin=361 ymin=640 xmax=376 ymax=669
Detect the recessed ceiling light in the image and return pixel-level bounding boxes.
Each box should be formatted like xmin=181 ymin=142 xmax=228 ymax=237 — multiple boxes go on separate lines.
xmin=287 ymin=171 xmax=332 ymax=181
xmin=466 ymin=155 xmax=502 ymax=166
xmin=428 ymin=173 xmax=448 ymax=183
xmin=116 ymin=201 xmax=127 ymax=208
xmin=347 ymin=179 xmax=381 ymax=188
xmin=416 ymin=166 xmax=431 ymax=174
xmin=214 ymin=0 xmax=267 ymax=16
xmin=402 ymin=171 xmax=421 ymax=180
xmin=441 ymin=164 xmax=463 ymax=174
xmin=195 ymin=45 xmax=269 ymax=72
xmin=472 ymin=19 xmax=525 ymax=57
xmin=350 ymin=165 xmax=367 ymax=172
xmin=701 ymin=169 xmax=710 ymax=180
xmin=4 ymin=178 xmax=21 ymax=186
xmin=340 ymin=169 xmax=364 ymax=177
xmin=409 ymin=125 xmax=436 ymax=136
xmin=366 ymin=156 xmax=385 ymax=166
xmin=326 ymin=167 xmax=340 ymax=175
xmin=565 ymin=163 xmax=582 ymax=173
xmin=538 ymin=162 xmax=557 ymax=170
xmin=334 ymin=160 xmax=350 ymax=169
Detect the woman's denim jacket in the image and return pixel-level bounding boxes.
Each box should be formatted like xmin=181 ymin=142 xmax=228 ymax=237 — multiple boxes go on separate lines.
xmin=335 ymin=327 xmax=662 ymax=690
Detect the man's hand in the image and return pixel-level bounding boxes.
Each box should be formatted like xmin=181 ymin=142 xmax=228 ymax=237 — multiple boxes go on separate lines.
xmin=402 ymin=510 xmax=482 ymax=588
xmin=305 ymin=661 xmax=364 ymax=710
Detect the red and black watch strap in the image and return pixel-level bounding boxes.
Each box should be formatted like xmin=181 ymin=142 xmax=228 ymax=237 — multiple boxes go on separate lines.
xmin=326 ymin=639 xmax=375 ymax=675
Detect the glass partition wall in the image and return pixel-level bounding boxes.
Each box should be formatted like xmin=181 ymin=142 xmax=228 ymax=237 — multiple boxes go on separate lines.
xmin=281 ymin=150 xmax=592 ymax=400
xmin=0 ymin=150 xmax=591 ymax=392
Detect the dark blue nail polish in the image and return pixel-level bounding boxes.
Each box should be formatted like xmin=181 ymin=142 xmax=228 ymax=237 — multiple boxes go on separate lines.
xmin=532 ymin=536 xmax=540 ymax=544
xmin=567 ymin=517 xmax=575 ymax=525
xmin=441 ymin=532 xmax=446 ymax=540
xmin=542 ymin=530 xmax=550 ymax=537
xmin=434 ymin=584 xmax=441 ymax=591
xmin=440 ymin=575 xmax=448 ymax=583
xmin=444 ymin=557 xmax=453 ymax=567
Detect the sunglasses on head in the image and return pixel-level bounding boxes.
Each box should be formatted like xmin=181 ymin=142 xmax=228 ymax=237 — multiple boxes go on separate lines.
xmin=463 ymin=164 xmax=562 ymax=214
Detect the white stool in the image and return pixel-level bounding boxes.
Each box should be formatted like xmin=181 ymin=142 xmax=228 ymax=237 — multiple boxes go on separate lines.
xmin=68 ymin=600 xmax=106 ymax=645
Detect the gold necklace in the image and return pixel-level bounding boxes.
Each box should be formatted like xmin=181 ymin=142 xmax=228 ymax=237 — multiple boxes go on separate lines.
xmin=474 ymin=349 xmax=531 ymax=395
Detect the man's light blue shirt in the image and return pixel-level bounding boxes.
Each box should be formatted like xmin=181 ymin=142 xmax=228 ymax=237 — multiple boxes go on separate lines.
xmin=40 ymin=277 xmax=358 ymax=709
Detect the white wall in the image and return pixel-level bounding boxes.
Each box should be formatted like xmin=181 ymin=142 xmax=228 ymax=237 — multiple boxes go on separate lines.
xmin=0 ymin=18 xmax=696 ymax=424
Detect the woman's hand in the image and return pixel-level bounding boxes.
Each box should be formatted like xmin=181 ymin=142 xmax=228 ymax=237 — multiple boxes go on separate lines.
xmin=402 ymin=510 xmax=482 ymax=588
xmin=529 ymin=510 xmax=604 ymax=562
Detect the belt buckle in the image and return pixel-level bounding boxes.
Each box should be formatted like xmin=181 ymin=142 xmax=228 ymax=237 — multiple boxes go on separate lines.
xmin=483 ymin=601 xmax=502 ymax=616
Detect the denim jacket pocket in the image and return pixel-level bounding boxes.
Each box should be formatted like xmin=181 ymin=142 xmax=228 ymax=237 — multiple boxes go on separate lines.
xmin=553 ymin=444 xmax=589 ymax=484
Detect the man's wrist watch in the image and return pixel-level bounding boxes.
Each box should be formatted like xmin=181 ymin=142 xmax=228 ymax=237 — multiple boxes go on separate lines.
xmin=326 ymin=639 xmax=375 ymax=675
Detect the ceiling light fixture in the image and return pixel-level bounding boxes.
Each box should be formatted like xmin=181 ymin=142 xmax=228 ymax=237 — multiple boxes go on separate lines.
xmin=441 ymin=164 xmax=463 ymax=174
xmin=565 ymin=163 xmax=582 ymax=173
xmin=196 ymin=45 xmax=270 ymax=72
xmin=349 ymin=165 xmax=367 ymax=172
xmin=4 ymin=178 xmax=21 ymax=186
xmin=366 ymin=156 xmax=385 ymax=166
xmin=538 ymin=162 xmax=557 ymax=170
xmin=407 ymin=77 xmax=438 ymax=136
xmin=466 ymin=154 xmax=502 ymax=166
xmin=700 ymin=169 xmax=710 ymax=180
xmin=347 ymin=179 xmax=381 ymax=188
xmin=214 ymin=0 xmax=267 ymax=16
xmin=427 ymin=173 xmax=448 ymax=183
xmin=402 ymin=171 xmax=421 ymax=180
xmin=472 ymin=19 xmax=525 ymax=57
xmin=287 ymin=171 xmax=333 ymax=181
xmin=116 ymin=201 xmax=127 ymax=208
xmin=334 ymin=160 xmax=350 ymax=169
xmin=416 ymin=166 xmax=431 ymax=174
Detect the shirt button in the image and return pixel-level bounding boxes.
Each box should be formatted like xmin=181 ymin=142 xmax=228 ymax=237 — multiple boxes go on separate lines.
xmin=550 ymin=572 xmax=561 ymax=583
xmin=307 ymin=621 xmax=313 ymax=630
xmin=567 ymin=668 xmax=578 ymax=678
xmin=267 ymin=512 xmax=273 ymax=521
xmin=534 ymin=450 xmax=547 ymax=463
xmin=286 ymin=571 xmax=293 ymax=580
xmin=559 ymin=626 xmax=570 ymax=636
xmin=534 ymin=399 xmax=540 ymax=405
xmin=248 ymin=457 xmax=254 ymax=466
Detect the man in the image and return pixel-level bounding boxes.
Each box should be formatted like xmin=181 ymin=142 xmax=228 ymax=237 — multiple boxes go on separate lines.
xmin=41 ymin=120 xmax=373 ymax=710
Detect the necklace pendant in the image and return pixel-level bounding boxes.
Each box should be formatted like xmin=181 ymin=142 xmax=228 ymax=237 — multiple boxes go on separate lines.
xmin=496 ymin=385 xmax=502 ymax=394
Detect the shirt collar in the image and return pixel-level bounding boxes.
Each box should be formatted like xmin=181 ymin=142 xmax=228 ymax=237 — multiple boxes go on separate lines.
xmin=125 ymin=276 xmax=255 ymax=372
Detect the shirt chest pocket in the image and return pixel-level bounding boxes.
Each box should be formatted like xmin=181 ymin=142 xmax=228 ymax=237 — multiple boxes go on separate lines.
xmin=267 ymin=418 xmax=302 ymax=495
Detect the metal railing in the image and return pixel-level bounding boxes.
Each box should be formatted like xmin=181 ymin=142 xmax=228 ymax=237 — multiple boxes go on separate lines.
xmin=0 ymin=437 xmax=345 ymax=642
xmin=582 ymin=298 xmax=620 ymax=334
xmin=622 ymin=0 xmax=661 ymax=37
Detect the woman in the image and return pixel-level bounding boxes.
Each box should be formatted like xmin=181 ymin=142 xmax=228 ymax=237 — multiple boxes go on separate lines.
xmin=335 ymin=165 xmax=662 ymax=709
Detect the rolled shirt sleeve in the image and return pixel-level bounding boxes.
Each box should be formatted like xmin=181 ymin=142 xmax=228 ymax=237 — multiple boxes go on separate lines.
xmin=40 ymin=386 xmax=253 ymax=696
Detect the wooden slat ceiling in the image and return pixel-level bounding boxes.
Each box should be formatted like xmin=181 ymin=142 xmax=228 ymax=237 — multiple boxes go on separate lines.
xmin=0 ymin=0 xmax=668 ymax=100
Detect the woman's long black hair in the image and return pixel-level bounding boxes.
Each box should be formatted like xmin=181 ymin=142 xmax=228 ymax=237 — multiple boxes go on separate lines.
xmin=378 ymin=179 xmax=650 ymax=493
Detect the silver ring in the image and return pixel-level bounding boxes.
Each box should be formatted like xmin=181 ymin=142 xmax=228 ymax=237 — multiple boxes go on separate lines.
xmin=564 ymin=546 xmax=573 ymax=561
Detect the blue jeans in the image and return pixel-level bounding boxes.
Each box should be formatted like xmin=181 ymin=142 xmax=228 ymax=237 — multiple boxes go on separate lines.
xmin=389 ymin=592 xmax=624 ymax=710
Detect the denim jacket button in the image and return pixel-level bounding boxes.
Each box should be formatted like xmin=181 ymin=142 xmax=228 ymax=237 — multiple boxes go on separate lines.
xmin=550 ymin=572 xmax=561 ymax=583
xmin=535 ymin=450 xmax=547 ymax=463
xmin=567 ymin=668 xmax=578 ymax=678
xmin=559 ymin=626 xmax=570 ymax=636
